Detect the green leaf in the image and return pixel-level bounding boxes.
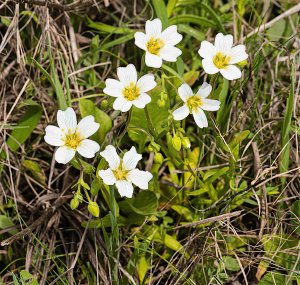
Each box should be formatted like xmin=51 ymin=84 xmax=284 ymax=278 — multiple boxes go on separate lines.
xmin=20 ymin=270 xmax=38 ymax=285
xmin=280 ymin=64 xmax=294 ymax=185
xmin=169 ymin=14 xmax=217 ymax=28
xmin=291 ymin=200 xmax=300 ymax=236
xmin=216 ymin=79 xmax=229 ymax=132
xmin=129 ymin=190 xmax=158 ymax=215
xmin=222 ymin=256 xmax=240 ymax=271
xmin=6 ymin=104 xmax=43 ymax=152
xmin=79 ymin=99 xmax=112 ymax=144
xmin=136 ymin=256 xmax=148 ymax=283
xmin=258 ymin=272 xmax=288 ymax=285
xmin=22 ymin=160 xmax=46 ymax=185
xmin=151 ymin=0 xmax=169 ymax=28
xmin=0 ymin=215 xmax=17 ymax=235
xmin=87 ymin=18 xmax=133 ymax=34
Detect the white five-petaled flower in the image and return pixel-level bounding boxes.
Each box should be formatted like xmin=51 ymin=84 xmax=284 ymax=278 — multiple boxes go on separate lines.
xmin=103 ymin=64 xmax=157 ymax=112
xmin=198 ymin=33 xmax=248 ymax=80
xmin=44 ymin=107 xmax=100 ymax=164
xmin=134 ymin=18 xmax=183 ymax=68
xmin=98 ymin=145 xmax=153 ymax=198
xmin=172 ymin=83 xmax=220 ymax=128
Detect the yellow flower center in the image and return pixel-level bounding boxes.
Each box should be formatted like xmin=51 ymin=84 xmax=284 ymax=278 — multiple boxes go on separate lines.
xmin=146 ymin=37 xmax=165 ymax=55
xmin=186 ymin=95 xmax=202 ymax=111
xmin=123 ymin=82 xmax=140 ymax=101
xmin=113 ymin=164 xmax=128 ymax=180
xmin=213 ymin=52 xmax=231 ymax=69
xmin=64 ymin=132 xmax=82 ymax=149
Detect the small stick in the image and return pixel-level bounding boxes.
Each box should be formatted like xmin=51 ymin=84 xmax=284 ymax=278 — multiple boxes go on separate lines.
xmin=173 ymin=211 xmax=242 ymax=229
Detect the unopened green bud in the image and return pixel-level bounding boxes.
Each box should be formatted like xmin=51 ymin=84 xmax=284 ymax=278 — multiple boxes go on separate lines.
xmin=172 ymin=134 xmax=182 ymax=151
xmin=75 ymin=192 xmax=83 ymax=202
xmin=88 ymin=201 xmax=100 ymax=217
xmin=157 ymin=99 xmax=166 ymax=108
xmin=182 ymin=137 xmax=191 ymax=149
xmin=70 ymin=198 xmax=79 ymax=210
xmin=162 ymin=92 xmax=168 ymax=100
xmin=149 ymin=141 xmax=161 ymax=152
xmin=237 ymin=60 xmax=247 ymax=67
xmin=154 ymin=152 xmax=164 ymax=164
xmin=101 ymin=99 xmax=109 ymax=110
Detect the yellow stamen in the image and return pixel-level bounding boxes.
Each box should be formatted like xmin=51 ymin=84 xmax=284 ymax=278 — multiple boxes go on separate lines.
xmin=186 ymin=95 xmax=202 ymax=111
xmin=146 ymin=37 xmax=165 ymax=55
xmin=213 ymin=52 xmax=231 ymax=69
xmin=123 ymin=82 xmax=140 ymax=101
xmin=113 ymin=163 xmax=128 ymax=180
xmin=64 ymin=132 xmax=82 ymax=149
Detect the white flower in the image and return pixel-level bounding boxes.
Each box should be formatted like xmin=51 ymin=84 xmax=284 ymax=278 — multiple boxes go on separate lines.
xmin=98 ymin=145 xmax=153 ymax=198
xmin=198 ymin=33 xmax=248 ymax=80
xmin=44 ymin=107 xmax=100 ymax=164
xmin=103 ymin=64 xmax=157 ymax=112
xmin=172 ymin=83 xmax=220 ymax=128
xmin=134 ymin=18 xmax=183 ymax=68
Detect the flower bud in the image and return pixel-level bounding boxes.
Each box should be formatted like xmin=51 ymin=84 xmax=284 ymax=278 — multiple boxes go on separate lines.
xmin=88 ymin=201 xmax=100 ymax=217
xmin=237 ymin=60 xmax=247 ymax=67
xmin=154 ymin=152 xmax=164 ymax=164
xmin=101 ymin=99 xmax=109 ymax=110
xmin=172 ymin=134 xmax=182 ymax=151
xmin=157 ymin=99 xmax=166 ymax=108
xmin=182 ymin=137 xmax=191 ymax=149
xmin=70 ymin=197 xmax=79 ymax=210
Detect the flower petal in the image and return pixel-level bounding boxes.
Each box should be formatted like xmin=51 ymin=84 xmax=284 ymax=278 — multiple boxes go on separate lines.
xmin=161 ymin=25 xmax=182 ymax=45
xmin=77 ymin=139 xmax=100 ymax=158
xmin=117 ymin=64 xmax=137 ymax=85
xmin=215 ymin=33 xmax=233 ymax=52
xmin=202 ymin=58 xmax=219 ymax=74
xmin=77 ymin=115 xmax=99 ymax=138
xmin=113 ymin=97 xmax=133 ymax=112
xmin=192 ymin=108 xmax=208 ymax=128
xmin=227 ymin=45 xmax=248 ymax=64
xmin=100 ymin=145 xmax=120 ymax=170
xmin=178 ymin=83 xmax=193 ymax=102
xmin=98 ymin=168 xmax=116 ymax=185
xmin=173 ymin=105 xmax=189 ymax=121
xmin=116 ymin=180 xmax=134 ymax=198
xmin=55 ymin=146 xmax=75 ymax=164
xmin=134 ymin=31 xmax=148 ymax=51
xmin=127 ymin=169 xmax=153 ymax=190
xmin=201 ymin=99 xmax=221 ymax=111
xmin=122 ymin=146 xmax=142 ymax=171
xmin=145 ymin=52 xmax=163 ymax=68
xmin=220 ymin=65 xmax=242 ymax=80
xmin=160 ymin=45 xmax=182 ymax=62
xmin=145 ymin=18 xmax=162 ymax=37
xmin=104 ymin=79 xmax=123 ymax=97
xmin=198 ymin=40 xmax=217 ymax=59
xmin=44 ymin=125 xmax=64 ymax=146
xmin=137 ymin=74 xmax=157 ymax=93
xmin=57 ymin=107 xmax=77 ymax=131
xmin=196 ymin=82 xmax=212 ymax=98
xmin=132 ymin=93 xmax=151 ymax=109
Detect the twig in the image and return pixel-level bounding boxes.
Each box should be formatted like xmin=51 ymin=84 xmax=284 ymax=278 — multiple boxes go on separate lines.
xmin=173 ymin=211 xmax=242 ymax=229
xmin=244 ymin=3 xmax=300 ymax=40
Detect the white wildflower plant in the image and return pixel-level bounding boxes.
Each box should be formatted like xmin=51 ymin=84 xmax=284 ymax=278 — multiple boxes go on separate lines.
xmin=98 ymin=145 xmax=153 ymax=198
xmin=44 ymin=107 xmax=100 ymax=164
xmin=134 ymin=18 xmax=183 ymax=68
xmin=172 ymin=83 xmax=220 ymax=128
xmin=198 ymin=33 xmax=248 ymax=80
xmin=103 ymin=64 xmax=157 ymax=112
